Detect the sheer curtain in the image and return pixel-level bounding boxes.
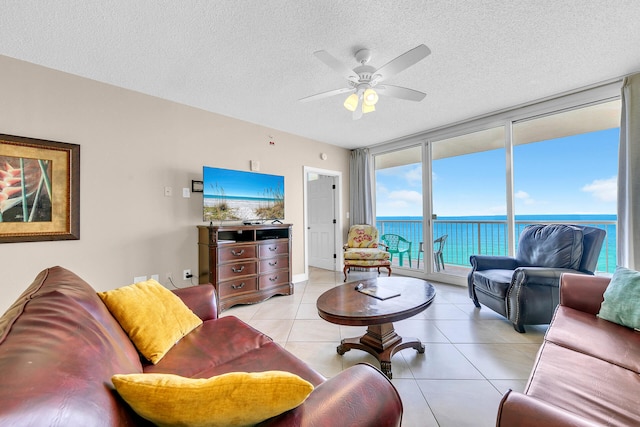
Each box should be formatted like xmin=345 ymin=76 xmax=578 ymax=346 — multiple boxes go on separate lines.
xmin=349 ymin=148 xmax=374 ymax=226
xmin=617 ymin=73 xmax=640 ymax=269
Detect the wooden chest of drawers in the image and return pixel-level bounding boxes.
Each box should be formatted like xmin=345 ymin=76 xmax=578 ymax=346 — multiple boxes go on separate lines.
xmin=197 ymin=224 xmax=293 ymax=311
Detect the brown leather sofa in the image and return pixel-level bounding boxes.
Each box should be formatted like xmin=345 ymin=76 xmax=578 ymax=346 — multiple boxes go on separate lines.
xmin=0 ymin=266 xmax=403 ymax=426
xmin=497 ymin=273 xmax=640 ymax=426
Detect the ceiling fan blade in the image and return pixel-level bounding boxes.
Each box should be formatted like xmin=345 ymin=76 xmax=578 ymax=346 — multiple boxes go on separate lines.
xmin=351 ymin=89 xmax=365 ymax=120
xmin=299 ymin=87 xmax=354 ymax=103
xmin=352 ymin=106 xmax=363 ymax=120
xmin=313 ymin=50 xmax=359 ymax=82
xmin=371 ymin=44 xmax=431 ymax=84
xmin=376 ymin=84 xmax=426 ymax=102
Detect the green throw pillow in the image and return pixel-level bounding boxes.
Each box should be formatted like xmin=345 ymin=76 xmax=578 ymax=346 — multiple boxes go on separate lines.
xmin=598 ymin=266 xmax=640 ymax=330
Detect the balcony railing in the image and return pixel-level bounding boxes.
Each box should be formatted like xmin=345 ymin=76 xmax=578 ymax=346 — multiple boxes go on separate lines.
xmin=376 ymin=218 xmax=616 ymax=274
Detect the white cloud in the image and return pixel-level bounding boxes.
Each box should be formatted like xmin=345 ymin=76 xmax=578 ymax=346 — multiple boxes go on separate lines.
xmin=515 ymin=190 xmax=535 ymax=205
xmin=404 ymin=166 xmax=422 ymax=186
xmin=581 ymin=176 xmax=617 ymax=202
xmin=377 ymin=190 xmax=423 ymax=216
xmin=376 ymin=183 xmax=389 ymax=195
xmin=388 ymin=190 xmax=422 ymax=204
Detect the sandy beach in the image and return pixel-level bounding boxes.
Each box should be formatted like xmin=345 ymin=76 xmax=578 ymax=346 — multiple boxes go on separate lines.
xmin=204 ymin=197 xmax=277 ymax=221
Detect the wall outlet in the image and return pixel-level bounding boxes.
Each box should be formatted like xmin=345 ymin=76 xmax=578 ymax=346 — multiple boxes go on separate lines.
xmin=133 ymin=276 xmax=147 ymax=283
xmin=183 ymin=269 xmax=192 ymax=280
xmin=151 ymin=274 xmax=159 ymax=282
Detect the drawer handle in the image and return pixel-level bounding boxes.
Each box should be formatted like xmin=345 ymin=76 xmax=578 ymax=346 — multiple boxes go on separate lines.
xmin=269 ymin=261 xmax=277 ymax=266
xmin=231 ymin=282 xmax=245 ymax=290
xmin=268 ymin=246 xmax=277 ymax=252
xmin=231 ymin=249 xmax=245 ymax=256
xmin=231 ymin=266 xmax=245 ymax=273
xmin=269 ymin=276 xmax=278 ymax=282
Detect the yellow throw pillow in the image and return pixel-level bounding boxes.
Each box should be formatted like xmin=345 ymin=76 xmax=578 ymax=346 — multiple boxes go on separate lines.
xmin=112 ymin=371 xmax=314 ymax=427
xmin=98 ymin=279 xmax=202 ymax=364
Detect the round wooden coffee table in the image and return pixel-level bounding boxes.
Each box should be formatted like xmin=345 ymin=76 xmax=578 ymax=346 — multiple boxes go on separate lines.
xmin=316 ymin=277 xmax=436 ymax=378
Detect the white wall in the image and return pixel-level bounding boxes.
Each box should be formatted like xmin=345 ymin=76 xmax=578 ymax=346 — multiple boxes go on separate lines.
xmin=0 ymin=55 xmax=350 ymax=313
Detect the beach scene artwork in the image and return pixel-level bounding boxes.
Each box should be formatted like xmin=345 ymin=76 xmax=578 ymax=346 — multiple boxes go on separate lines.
xmin=203 ymin=167 xmax=284 ymax=222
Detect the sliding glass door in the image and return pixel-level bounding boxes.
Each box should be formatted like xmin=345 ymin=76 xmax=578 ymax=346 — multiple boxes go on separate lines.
xmin=431 ymin=127 xmax=507 ymax=273
xmin=374 ymin=146 xmax=423 ymax=271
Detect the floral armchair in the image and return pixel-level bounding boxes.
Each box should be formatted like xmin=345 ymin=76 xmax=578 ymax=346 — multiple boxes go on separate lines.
xmin=342 ymin=224 xmax=392 ymax=282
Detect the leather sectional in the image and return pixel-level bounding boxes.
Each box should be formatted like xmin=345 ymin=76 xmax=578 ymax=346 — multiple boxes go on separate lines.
xmin=0 ymin=266 xmax=403 ymax=426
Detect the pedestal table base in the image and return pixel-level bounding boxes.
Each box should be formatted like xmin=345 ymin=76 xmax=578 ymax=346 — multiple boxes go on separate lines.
xmin=336 ymin=322 xmax=425 ymax=378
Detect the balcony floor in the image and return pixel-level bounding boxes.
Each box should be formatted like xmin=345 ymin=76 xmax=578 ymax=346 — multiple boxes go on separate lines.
xmin=388 ymin=257 xmax=470 ymax=279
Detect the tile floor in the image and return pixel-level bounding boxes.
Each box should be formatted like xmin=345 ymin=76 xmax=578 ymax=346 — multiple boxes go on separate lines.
xmin=220 ymin=268 xmax=548 ymax=427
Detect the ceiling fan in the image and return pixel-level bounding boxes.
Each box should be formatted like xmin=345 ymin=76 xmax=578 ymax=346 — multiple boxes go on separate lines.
xmin=299 ymin=44 xmax=431 ymax=120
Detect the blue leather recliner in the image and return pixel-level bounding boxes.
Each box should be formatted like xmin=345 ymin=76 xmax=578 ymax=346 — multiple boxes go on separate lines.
xmin=468 ymin=224 xmax=606 ymax=333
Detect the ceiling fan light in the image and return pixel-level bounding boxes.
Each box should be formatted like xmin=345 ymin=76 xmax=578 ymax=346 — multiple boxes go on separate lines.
xmin=363 ymin=88 xmax=379 ymax=106
xmin=343 ymin=93 xmax=359 ymax=111
xmin=362 ymin=102 xmax=376 ymax=114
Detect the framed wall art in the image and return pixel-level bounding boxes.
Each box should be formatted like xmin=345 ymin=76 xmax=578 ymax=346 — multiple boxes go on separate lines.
xmin=0 ymin=134 xmax=80 ymax=243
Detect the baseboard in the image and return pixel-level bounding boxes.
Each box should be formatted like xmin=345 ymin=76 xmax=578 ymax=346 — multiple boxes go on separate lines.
xmin=292 ymin=273 xmax=307 ymax=283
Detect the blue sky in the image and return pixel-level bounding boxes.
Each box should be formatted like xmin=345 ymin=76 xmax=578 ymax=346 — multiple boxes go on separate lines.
xmin=203 ymin=167 xmax=283 ymax=198
xmin=376 ymin=128 xmax=619 ymax=217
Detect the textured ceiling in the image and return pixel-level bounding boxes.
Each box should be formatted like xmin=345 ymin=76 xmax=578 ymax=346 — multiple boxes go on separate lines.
xmin=1 ymin=1 xmax=640 ymax=149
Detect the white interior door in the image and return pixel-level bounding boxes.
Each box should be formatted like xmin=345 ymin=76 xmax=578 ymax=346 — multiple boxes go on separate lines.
xmin=308 ymin=175 xmax=336 ymax=269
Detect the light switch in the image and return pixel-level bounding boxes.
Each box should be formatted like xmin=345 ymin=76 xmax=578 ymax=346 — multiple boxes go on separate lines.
xmin=182 ymin=188 xmax=190 ymax=198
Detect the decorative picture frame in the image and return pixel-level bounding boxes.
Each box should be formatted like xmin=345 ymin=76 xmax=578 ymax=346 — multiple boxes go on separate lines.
xmin=0 ymin=134 xmax=80 ymax=243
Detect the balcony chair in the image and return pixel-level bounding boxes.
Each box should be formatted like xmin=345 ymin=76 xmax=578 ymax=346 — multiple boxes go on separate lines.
xmin=468 ymin=224 xmax=605 ymax=333
xmin=433 ymin=234 xmax=448 ymax=271
xmin=380 ymin=234 xmax=412 ymax=267
xmin=343 ymin=224 xmax=392 ymax=282
xmin=416 ymin=234 xmax=448 ymax=271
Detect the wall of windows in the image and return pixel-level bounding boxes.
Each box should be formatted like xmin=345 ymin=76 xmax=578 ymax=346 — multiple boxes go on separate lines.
xmin=371 ymin=83 xmax=620 ymax=282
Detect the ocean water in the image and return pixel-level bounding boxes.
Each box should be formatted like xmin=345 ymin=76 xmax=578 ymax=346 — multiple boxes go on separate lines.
xmin=376 ymin=214 xmax=617 ymax=273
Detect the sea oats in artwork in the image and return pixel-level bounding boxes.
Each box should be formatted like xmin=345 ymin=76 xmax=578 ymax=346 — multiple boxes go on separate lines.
xmin=202 ymin=167 xmax=285 ymax=223
xmin=0 ymin=156 xmax=52 ymax=222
